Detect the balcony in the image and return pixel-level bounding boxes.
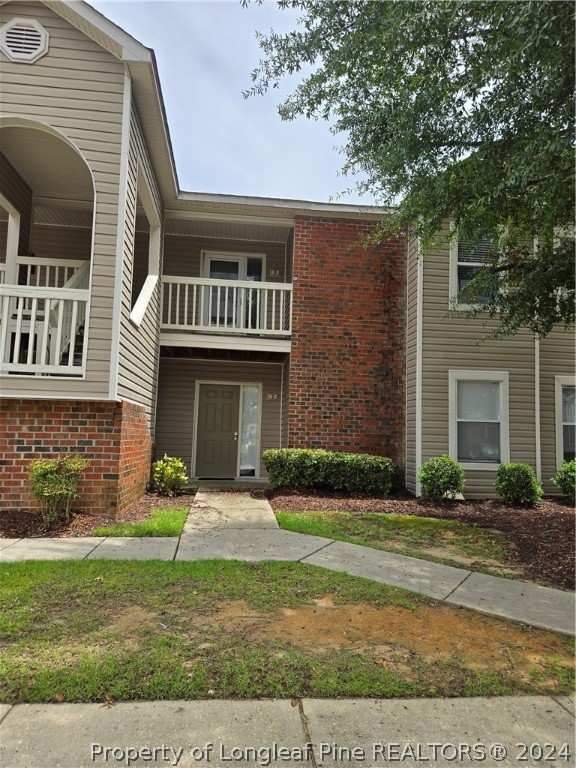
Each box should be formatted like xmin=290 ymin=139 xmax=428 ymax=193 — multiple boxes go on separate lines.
xmin=0 ymin=257 xmax=89 ymax=376
xmin=160 ymin=276 xmax=292 ymax=351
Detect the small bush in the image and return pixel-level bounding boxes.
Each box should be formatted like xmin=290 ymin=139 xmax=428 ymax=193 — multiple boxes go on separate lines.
xmin=151 ymin=454 xmax=188 ymax=496
xmin=552 ymin=460 xmax=576 ymax=502
xmin=417 ymin=455 xmax=464 ymax=502
xmin=28 ymin=454 xmax=89 ymax=527
xmin=495 ymin=463 xmax=543 ymax=506
xmin=262 ymin=448 xmax=395 ymax=496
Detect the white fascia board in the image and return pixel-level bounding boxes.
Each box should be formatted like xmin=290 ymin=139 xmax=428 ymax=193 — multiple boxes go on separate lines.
xmin=175 ymin=191 xmax=393 ymax=218
xmin=49 ymin=0 xmax=152 ymax=62
xmin=160 ymin=333 xmax=291 ymax=354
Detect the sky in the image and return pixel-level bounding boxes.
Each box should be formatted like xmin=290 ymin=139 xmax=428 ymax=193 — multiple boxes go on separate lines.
xmin=90 ymin=0 xmax=373 ymax=205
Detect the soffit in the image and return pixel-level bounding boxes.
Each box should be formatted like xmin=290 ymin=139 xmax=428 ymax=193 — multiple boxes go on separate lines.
xmin=163 ymin=216 xmax=292 ymax=244
xmin=0 ymin=126 xmax=93 ymax=202
xmin=33 ymin=206 xmax=93 ymax=227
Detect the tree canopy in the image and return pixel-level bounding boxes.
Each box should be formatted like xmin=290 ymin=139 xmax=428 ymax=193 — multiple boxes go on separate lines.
xmin=245 ymin=0 xmax=575 ymax=337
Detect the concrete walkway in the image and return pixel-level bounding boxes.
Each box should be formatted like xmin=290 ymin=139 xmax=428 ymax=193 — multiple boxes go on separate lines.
xmin=1 ymin=696 xmax=574 ymax=767
xmin=1 ymin=492 xmax=574 ymax=634
xmin=1 ymin=493 xmax=575 ymax=766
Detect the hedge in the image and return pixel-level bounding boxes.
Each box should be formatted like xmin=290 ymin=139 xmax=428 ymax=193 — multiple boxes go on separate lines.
xmin=262 ymin=448 xmax=395 ymax=496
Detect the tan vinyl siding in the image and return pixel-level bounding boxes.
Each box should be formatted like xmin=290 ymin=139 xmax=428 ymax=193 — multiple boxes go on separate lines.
xmin=30 ymin=224 xmax=91 ymax=262
xmin=0 ymin=1 xmax=125 ymax=399
xmin=156 ymin=358 xmax=283 ymax=478
xmin=405 ymin=236 xmax=419 ymax=493
xmin=421 ymin=224 xmax=537 ymax=498
xmin=163 ymin=236 xmax=287 ymax=282
xmin=539 ymin=328 xmax=575 ymax=493
xmin=116 ymin=103 xmax=163 ymax=427
xmin=0 ymin=152 xmax=32 ymax=256
xmin=281 ymin=356 xmax=290 ymax=447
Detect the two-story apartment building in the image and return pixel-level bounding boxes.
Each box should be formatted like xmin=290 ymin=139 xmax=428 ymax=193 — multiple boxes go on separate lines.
xmin=1 ymin=1 xmax=573 ymax=517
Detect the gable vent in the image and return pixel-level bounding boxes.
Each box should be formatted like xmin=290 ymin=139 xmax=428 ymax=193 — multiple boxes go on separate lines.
xmin=1 ymin=18 xmax=49 ymax=63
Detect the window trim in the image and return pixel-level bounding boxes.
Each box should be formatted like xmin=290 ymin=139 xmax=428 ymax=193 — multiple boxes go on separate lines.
xmin=449 ymin=370 xmax=510 ymax=470
xmin=448 ymin=225 xmax=494 ymax=311
xmin=555 ymin=375 xmax=576 ymax=469
xmin=201 ymin=250 xmax=267 ymax=282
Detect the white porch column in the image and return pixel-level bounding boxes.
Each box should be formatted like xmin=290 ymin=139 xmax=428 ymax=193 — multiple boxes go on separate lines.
xmin=0 ymin=193 xmax=20 ymax=285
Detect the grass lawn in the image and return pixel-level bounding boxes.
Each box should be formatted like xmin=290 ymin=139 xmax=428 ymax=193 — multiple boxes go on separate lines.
xmin=0 ymin=560 xmax=572 ymax=704
xmin=91 ymin=507 xmax=188 ymax=537
xmin=276 ymin=511 xmax=521 ymax=579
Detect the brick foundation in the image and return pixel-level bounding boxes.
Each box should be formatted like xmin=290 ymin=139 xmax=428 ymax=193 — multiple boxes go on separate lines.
xmin=288 ymin=216 xmax=406 ymax=466
xmin=0 ymin=399 xmax=152 ymax=518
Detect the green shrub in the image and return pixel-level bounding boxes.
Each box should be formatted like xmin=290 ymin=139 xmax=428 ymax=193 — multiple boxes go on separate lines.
xmin=417 ymin=455 xmax=464 ymax=502
xmin=262 ymin=448 xmax=394 ymax=496
xmin=552 ymin=460 xmax=576 ymax=501
xmin=495 ymin=463 xmax=543 ymax=506
xmin=28 ymin=454 xmax=89 ymax=527
xmin=151 ymin=454 xmax=188 ymax=496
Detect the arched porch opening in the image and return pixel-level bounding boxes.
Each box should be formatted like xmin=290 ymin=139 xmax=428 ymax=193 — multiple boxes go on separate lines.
xmin=0 ymin=121 xmax=94 ymax=376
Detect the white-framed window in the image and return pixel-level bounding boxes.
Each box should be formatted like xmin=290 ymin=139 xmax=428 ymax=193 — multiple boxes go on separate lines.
xmin=449 ymin=370 xmax=509 ymax=469
xmin=449 ymin=233 xmax=494 ymax=309
xmin=555 ymin=376 xmax=575 ymax=467
xmin=201 ymin=251 xmax=265 ymax=329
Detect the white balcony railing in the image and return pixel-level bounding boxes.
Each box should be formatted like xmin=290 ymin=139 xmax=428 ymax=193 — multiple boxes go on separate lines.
xmin=0 ymin=256 xmax=86 ymax=287
xmin=161 ymin=276 xmax=292 ymax=336
xmin=0 ymin=259 xmax=90 ymax=376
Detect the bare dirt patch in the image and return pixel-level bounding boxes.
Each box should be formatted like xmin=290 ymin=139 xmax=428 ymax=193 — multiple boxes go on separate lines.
xmin=378 ymin=540 xmax=524 ymax=577
xmin=198 ymin=598 xmax=572 ymax=677
xmin=270 ymin=492 xmax=575 ymax=591
xmin=107 ymin=605 xmax=158 ymax=636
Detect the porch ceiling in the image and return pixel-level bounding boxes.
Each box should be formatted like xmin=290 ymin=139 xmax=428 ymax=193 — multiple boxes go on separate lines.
xmin=164 ymin=215 xmax=293 ymax=244
xmin=0 ymin=127 xmax=93 ymax=203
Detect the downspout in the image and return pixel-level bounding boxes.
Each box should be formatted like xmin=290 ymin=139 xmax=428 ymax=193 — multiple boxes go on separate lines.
xmin=535 ymin=334 xmax=541 ymax=481
xmin=415 ymin=237 xmax=423 ymax=496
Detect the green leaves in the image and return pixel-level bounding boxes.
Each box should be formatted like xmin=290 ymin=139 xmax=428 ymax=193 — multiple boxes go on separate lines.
xmin=247 ymin=0 xmax=575 ymax=336
xmin=151 ymin=455 xmax=188 ymax=497
xmin=262 ymin=448 xmax=395 ymax=495
xmin=28 ymin=455 xmax=89 ymax=527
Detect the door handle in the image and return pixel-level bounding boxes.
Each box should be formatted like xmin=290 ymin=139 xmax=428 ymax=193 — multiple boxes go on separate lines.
xmin=233 ymin=432 xmax=238 ymax=441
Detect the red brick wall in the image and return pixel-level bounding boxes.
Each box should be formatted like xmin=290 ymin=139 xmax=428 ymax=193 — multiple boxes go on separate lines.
xmin=0 ymin=399 xmax=151 ymax=518
xmin=117 ymin=401 xmax=153 ymax=514
xmin=288 ymin=216 xmax=406 ymax=465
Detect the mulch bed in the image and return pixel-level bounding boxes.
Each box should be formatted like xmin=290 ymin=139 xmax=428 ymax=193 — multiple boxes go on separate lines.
xmin=0 ymin=493 xmax=197 ymax=539
xmin=2 ymin=489 xmax=573 ymax=591
xmin=268 ymin=491 xmax=576 ymax=592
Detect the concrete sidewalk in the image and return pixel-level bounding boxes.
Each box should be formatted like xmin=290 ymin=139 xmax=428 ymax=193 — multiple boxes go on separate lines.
xmin=1 ymin=492 xmax=574 ymax=634
xmin=0 ymin=697 xmax=574 ymax=767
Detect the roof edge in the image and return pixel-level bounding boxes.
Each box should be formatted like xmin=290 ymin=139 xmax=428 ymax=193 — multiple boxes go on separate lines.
xmin=176 ymin=190 xmax=394 ymax=217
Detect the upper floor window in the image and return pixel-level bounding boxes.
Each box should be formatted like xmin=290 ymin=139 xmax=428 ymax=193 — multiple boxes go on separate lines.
xmin=555 ymin=376 xmax=575 ymax=465
xmin=449 ymin=370 xmax=509 ymax=469
xmin=449 ymin=234 xmax=494 ymax=308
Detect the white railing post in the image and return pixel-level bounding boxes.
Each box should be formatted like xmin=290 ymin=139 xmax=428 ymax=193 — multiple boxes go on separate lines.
xmin=161 ymin=276 xmax=292 ymax=336
xmin=0 ymin=284 xmax=89 ymax=376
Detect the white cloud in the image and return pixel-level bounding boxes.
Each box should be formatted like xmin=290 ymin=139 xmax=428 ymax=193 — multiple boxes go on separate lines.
xmin=90 ymin=0 xmax=374 ymax=203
